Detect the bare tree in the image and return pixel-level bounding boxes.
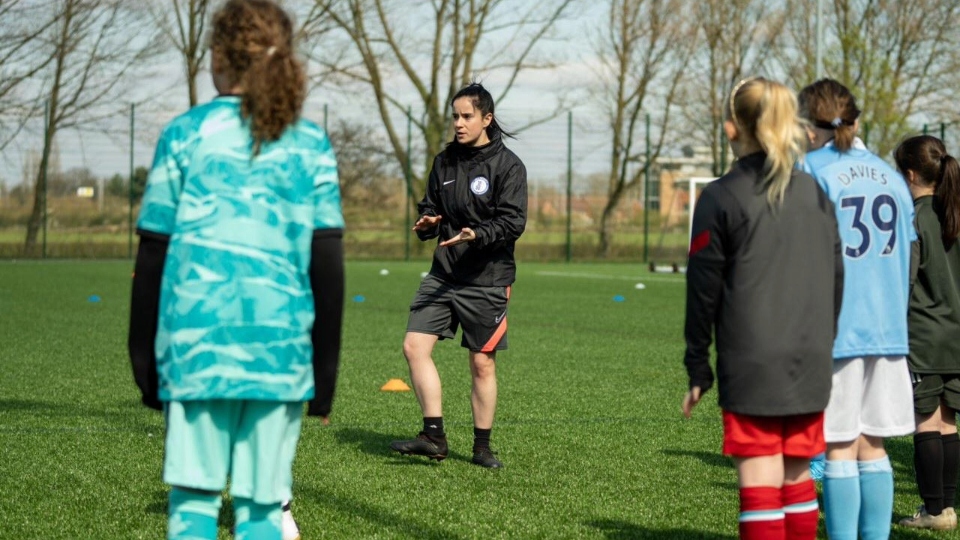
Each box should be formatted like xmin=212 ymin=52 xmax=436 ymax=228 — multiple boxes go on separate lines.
xmin=837 ymin=0 xmax=960 ymax=156
xmin=0 ymin=0 xmax=62 ymax=153
xmin=593 ymin=0 xmax=695 ymax=257
xmin=682 ymin=0 xmax=787 ymax=176
xmin=148 ymin=0 xmax=210 ymax=107
xmin=301 ymin=0 xmax=575 ymax=199
xmin=327 ymin=118 xmax=401 ymax=208
xmin=23 ymin=0 xmax=164 ymax=254
xmin=779 ymin=0 xmax=960 ymax=157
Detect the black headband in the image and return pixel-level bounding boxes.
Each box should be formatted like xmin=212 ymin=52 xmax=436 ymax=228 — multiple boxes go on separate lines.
xmin=812 ymin=117 xmax=855 ymax=130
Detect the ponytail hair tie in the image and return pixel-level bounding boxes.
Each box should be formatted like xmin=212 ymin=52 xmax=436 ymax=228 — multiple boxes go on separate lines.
xmin=813 ymin=117 xmax=847 ymax=130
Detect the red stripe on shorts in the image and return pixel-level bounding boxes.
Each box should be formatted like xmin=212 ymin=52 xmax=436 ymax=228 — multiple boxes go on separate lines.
xmin=480 ymin=286 xmax=511 ymax=353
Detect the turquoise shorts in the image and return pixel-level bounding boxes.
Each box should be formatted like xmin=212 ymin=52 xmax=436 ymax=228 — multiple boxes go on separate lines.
xmin=163 ymin=400 xmax=302 ymax=504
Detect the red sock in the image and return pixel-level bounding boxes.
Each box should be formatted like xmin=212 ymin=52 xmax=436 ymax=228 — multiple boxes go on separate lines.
xmin=782 ymin=480 xmax=818 ymax=540
xmin=739 ymin=486 xmax=784 ymax=540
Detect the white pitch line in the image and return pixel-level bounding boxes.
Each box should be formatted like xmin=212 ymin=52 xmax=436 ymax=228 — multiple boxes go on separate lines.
xmin=534 ymin=271 xmax=685 ymax=283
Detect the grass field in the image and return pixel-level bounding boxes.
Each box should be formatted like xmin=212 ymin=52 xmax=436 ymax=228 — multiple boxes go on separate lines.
xmin=0 ymin=226 xmax=692 ymax=262
xmin=0 ymin=260 xmax=942 ymax=539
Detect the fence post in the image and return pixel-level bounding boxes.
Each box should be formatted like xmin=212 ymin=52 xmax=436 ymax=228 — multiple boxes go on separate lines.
xmin=565 ymin=110 xmax=572 ymax=263
xmin=128 ymin=103 xmax=135 ymax=259
xmin=42 ymin=100 xmax=49 ymax=259
xmin=405 ymin=106 xmax=412 ymax=261
xmin=643 ymin=112 xmax=651 ymax=263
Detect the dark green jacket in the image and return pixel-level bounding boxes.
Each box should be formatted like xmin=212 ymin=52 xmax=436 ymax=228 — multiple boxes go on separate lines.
xmin=908 ymin=195 xmax=960 ymax=373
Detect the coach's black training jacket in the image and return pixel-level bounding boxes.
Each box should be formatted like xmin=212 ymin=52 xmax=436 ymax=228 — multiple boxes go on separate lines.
xmin=417 ymin=132 xmax=527 ymax=286
xmin=684 ymin=152 xmax=843 ymax=416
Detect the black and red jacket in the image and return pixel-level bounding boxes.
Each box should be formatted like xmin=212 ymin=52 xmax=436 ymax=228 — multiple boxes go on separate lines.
xmin=684 ymin=152 xmax=843 ymax=416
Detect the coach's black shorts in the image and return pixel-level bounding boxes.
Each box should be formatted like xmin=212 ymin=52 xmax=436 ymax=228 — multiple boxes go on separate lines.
xmin=406 ymin=274 xmax=510 ymax=352
xmin=912 ymin=372 xmax=960 ymax=416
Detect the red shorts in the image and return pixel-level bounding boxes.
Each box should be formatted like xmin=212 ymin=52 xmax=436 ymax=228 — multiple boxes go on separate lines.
xmin=722 ymin=411 xmax=825 ymax=458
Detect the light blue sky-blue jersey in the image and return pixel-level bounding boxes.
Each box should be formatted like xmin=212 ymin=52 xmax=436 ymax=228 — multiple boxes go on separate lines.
xmin=137 ymin=96 xmax=343 ymax=402
xmin=801 ymin=144 xmax=915 ymax=359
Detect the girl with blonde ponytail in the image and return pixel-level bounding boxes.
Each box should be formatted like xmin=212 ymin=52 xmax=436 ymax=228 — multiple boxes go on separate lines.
xmin=683 ymin=77 xmax=843 ymax=540
xmin=727 ymin=77 xmax=808 ymax=206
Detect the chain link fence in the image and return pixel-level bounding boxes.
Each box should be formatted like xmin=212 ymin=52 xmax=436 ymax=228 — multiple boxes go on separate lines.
xmin=0 ymin=103 xmax=705 ymax=263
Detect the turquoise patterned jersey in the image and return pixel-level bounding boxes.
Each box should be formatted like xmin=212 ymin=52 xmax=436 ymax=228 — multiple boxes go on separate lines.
xmin=137 ymin=96 xmax=343 ymax=402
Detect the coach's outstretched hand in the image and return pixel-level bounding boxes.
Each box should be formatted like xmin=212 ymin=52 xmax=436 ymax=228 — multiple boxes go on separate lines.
xmin=413 ymin=214 xmax=442 ymax=231
xmin=682 ymin=386 xmax=702 ymax=418
xmin=439 ymin=227 xmax=476 ymax=247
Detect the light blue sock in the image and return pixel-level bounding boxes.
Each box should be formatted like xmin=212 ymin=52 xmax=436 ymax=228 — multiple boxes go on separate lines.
xmin=167 ymin=487 xmax=221 ymax=540
xmin=234 ymin=497 xmax=281 ymax=540
xmin=823 ymin=460 xmax=860 ymax=540
xmin=859 ymin=457 xmax=894 ymax=540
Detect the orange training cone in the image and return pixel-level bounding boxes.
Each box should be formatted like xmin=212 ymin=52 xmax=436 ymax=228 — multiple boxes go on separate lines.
xmin=380 ymin=378 xmax=411 ymax=392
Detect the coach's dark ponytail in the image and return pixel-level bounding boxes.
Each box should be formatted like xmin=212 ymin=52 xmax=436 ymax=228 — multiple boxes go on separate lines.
xmin=211 ymin=0 xmax=306 ymax=155
xmin=895 ymin=135 xmax=960 ymax=242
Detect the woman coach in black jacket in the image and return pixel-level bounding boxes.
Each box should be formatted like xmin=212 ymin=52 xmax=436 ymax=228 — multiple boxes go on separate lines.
xmin=390 ymin=83 xmax=527 ymax=469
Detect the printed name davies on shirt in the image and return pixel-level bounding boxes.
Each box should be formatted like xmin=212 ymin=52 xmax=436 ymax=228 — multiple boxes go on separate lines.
xmin=837 ymin=164 xmax=890 ymax=186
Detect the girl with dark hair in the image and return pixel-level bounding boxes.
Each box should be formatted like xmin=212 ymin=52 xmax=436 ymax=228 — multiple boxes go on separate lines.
xmin=683 ymin=77 xmax=842 ymax=540
xmin=128 ymin=1 xmax=343 ymax=538
xmin=798 ymin=78 xmax=916 ymax=540
xmin=895 ymin=135 xmax=960 ymax=530
xmin=390 ymin=83 xmax=527 ymax=469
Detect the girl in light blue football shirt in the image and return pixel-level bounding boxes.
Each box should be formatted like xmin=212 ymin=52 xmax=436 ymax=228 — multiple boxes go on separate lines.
xmin=799 ymin=79 xmax=916 ymax=540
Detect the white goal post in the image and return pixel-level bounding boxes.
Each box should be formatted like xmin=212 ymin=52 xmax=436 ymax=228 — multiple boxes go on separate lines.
xmin=687 ymin=177 xmax=718 ymax=246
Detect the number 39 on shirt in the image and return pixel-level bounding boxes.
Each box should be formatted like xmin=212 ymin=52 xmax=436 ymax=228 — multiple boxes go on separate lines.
xmin=839 ymin=194 xmax=898 ymax=258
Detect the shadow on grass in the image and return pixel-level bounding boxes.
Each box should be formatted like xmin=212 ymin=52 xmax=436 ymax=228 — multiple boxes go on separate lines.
xmin=332 ymin=426 xmax=469 ymax=467
xmin=660 ymin=448 xmax=733 ymax=469
xmin=144 ymin=489 xmax=167 ymax=515
xmin=0 ymin=398 xmax=147 ymax=413
xmin=885 ymin=436 xmax=920 ymax=477
xmin=0 ymin=398 xmax=163 ymax=435
xmin=586 ymin=519 xmax=736 ymax=539
xmin=0 ymin=399 xmax=59 ymax=413
xmin=332 ymin=426 xmax=397 ymax=457
xmin=299 ymin=484 xmax=466 ymax=540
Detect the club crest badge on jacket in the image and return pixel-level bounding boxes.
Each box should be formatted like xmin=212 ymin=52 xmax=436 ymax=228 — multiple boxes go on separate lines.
xmin=470 ymin=176 xmax=489 ymax=195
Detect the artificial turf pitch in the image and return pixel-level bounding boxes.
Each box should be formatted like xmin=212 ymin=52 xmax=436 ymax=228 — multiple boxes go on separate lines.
xmin=0 ymin=260 xmax=939 ymax=538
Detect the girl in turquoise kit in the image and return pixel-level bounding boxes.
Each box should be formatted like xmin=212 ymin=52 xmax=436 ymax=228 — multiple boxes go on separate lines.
xmin=128 ymin=1 xmax=344 ymax=539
